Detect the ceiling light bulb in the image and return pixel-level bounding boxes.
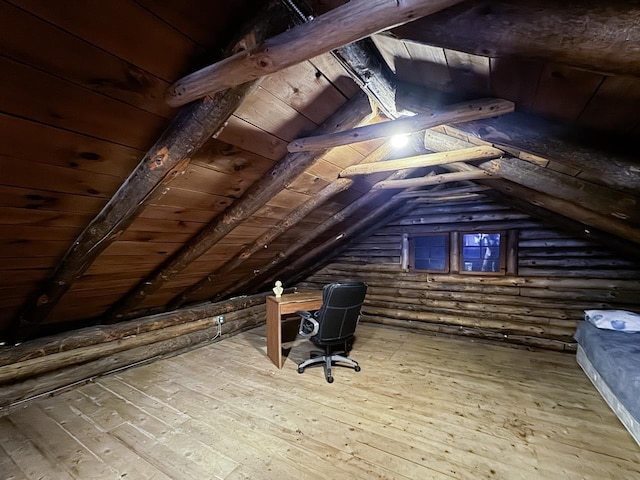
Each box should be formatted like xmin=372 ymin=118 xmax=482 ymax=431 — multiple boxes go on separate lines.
xmin=391 ymin=134 xmax=409 ymax=148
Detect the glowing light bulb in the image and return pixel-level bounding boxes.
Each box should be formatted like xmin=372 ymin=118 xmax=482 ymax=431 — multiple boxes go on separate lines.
xmin=390 ymin=133 xmax=409 ymax=148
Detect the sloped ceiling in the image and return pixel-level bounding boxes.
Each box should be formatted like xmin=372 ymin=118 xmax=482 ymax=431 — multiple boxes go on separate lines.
xmin=1 ymin=0 xmax=639 ymax=341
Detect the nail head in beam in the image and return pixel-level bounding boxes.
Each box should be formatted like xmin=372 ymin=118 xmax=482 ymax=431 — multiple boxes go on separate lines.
xmin=288 ymin=98 xmax=514 ymax=152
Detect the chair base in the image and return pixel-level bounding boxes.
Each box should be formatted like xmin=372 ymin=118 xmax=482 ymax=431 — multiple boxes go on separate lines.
xmin=297 ymin=349 xmax=360 ymax=383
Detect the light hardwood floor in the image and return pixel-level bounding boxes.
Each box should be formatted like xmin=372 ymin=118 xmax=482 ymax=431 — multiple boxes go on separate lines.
xmin=0 ymin=322 xmax=639 ymax=479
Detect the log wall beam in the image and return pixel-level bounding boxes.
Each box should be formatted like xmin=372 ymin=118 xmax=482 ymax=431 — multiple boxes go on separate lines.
xmin=166 ymin=0 xmax=464 ymax=107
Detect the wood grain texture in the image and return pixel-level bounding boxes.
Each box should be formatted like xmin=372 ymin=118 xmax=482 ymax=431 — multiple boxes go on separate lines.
xmin=1 ymin=323 xmax=639 ymax=479
xmin=166 ymin=0 xmax=464 ymax=106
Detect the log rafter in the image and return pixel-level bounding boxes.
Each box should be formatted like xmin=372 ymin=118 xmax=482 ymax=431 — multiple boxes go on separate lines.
xmin=166 ymin=0 xmax=465 ymax=107
xmin=107 ymin=93 xmax=374 ymax=319
xmin=10 ymin=4 xmax=293 ymax=337
xmin=168 ymin=142 xmax=397 ymax=309
xmin=287 ymin=98 xmax=514 ymax=152
xmin=340 ymin=145 xmax=503 ymax=177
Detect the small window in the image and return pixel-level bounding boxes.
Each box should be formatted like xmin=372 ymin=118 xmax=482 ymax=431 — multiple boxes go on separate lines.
xmin=460 ymin=232 xmax=504 ymax=274
xmin=410 ymin=234 xmax=448 ymax=272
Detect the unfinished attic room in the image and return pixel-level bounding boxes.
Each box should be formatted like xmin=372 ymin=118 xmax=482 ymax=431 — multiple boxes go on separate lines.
xmin=3 ymin=0 xmax=640 ymax=477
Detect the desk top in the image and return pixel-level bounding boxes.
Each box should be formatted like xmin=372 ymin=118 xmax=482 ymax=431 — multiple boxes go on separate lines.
xmin=267 ymin=291 xmax=322 ymax=305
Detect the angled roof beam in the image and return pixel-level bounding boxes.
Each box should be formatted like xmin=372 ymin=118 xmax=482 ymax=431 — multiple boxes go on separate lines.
xmin=424 ymin=130 xmax=640 ymax=226
xmin=211 ymin=163 xmax=429 ymax=301
xmin=414 ymin=108 xmax=640 ymax=191
xmin=167 ymin=141 xmax=397 ymax=309
xmin=166 ymin=0 xmax=464 ymax=107
xmin=288 ymin=98 xmax=514 ymax=152
xmin=9 ymin=4 xmax=291 ymax=336
xmin=340 ymin=145 xmax=502 ymax=177
xmin=424 ymin=131 xmax=640 ymax=247
xmin=106 ymin=92 xmax=373 ymax=319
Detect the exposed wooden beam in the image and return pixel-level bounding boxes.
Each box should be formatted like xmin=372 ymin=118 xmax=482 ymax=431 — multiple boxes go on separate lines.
xmin=423 ymin=129 xmax=640 ymax=225
xmin=106 ymin=93 xmax=373 ymax=319
xmin=334 ymin=40 xmax=639 ymax=193
xmin=391 ymin=0 xmax=640 ymax=77
xmin=9 ymin=5 xmax=292 ymax=337
xmin=332 ymin=40 xmax=403 ymax=119
xmin=424 ymin=131 xmax=640 ymax=246
xmin=288 ymin=98 xmax=514 ymax=152
xmin=211 ymin=163 xmax=426 ymax=301
xmin=168 ymin=141 xmax=397 ymax=309
xmin=479 ymin=157 xmax=640 ymax=224
xmin=270 ymin=197 xmax=416 ymax=289
xmin=166 ymin=0 xmax=464 ymax=107
xmin=168 ymin=179 xmax=354 ymax=310
xmin=417 ymin=110 xmax=640 ymax=192
xmin=340 ymin=145 xmax=502 ymax=177
xmin=373 ymin=170 xmax=490 ymax=190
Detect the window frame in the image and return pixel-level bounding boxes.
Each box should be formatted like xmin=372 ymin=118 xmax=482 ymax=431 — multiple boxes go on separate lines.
xmin=408 ymin=233 xmax=450 ymax=273
xmin=458 ymin=231 xmax=507 ymax=276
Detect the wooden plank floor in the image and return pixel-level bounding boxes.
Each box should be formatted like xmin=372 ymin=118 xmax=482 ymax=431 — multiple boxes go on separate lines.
xmin=0 ymin=323 xmax=639 ymax=479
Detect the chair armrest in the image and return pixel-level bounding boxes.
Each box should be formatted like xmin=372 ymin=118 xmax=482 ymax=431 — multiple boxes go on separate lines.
xmin=297 ymin=310 xmax=319 ymax=337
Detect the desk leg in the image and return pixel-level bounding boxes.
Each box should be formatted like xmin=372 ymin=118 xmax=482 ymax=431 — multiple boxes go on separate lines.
xmin=266 ymin=301 xmax=282 ymax=368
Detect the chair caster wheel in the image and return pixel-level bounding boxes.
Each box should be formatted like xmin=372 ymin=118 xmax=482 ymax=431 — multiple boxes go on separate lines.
xmin=297 ymin=367 xmax=304 ymax=374
xmin=327 ymin=376 xmax=334 ymax=383
xmin=355 ymin=365 xmax=361 ymax=372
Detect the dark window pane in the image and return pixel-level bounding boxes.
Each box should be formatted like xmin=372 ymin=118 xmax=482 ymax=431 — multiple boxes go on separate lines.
xmin=413 ymin=235 xmax=447 ymax=271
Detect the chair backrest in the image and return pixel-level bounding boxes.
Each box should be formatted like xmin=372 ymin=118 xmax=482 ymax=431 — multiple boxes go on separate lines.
xmin=313 ymin=281 xmax=368 ymax=344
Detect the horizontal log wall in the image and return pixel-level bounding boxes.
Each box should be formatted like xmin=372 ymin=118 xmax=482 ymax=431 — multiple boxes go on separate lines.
xmin=0 ymin=291 xmax=281 ymax=413
xmin=301 ymin=199 xmax=640 ymax=351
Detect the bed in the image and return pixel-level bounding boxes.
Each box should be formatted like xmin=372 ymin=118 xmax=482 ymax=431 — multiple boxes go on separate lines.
xmin=574 ymin=318 xmax=640 ymax=447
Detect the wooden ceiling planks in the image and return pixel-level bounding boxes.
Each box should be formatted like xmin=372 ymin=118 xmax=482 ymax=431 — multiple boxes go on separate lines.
xmin=533 ymin=64 xmax=604 ymax=123
xmin=0 ymin=1 xmax=173 ymax=119
xmin=578 ymin=75 xmax=640 ymax=134
xmin=10 ymin=0 xmax=205 ymax=82
xmin=0 ymin=56 xmax=168 ymax=150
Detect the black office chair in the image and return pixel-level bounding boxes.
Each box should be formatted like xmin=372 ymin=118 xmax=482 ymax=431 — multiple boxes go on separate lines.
xmin=296 ymin=281 xmax=368 ymax=383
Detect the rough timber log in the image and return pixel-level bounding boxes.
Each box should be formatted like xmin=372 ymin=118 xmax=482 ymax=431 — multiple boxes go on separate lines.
xmin=333 ymin=40 xmax=403 ymax=119
xmin=0 ymin=291 xmax=286 ymax=365
xmin=0 ymin=307 xmax=268 ymax=410
xmin=373 ymin=170 xmax=490 ymax=189
xmin=335 ymin=37 xmax=639 ymax=191
xmin=169 ymin=142 xmax=396 ymax=309
xmin=425 ymin=115 xmax=640 ymax=191
xmin=167 ymin=179 xmax=354 ymax=309
xmin=422 ymin=130 xmax=640 ymax=246
xmin=340 ymin=146 xmax=502 ymax=177
xmin=9 ymin=4 xmax=291 ymax=338
xmin=479 ymin=157 xmax=640 ymax=223
xmin=107 ymin=93 xmax=373 ymax=318
xmin=288 ymin=98 xmax=514 ymax=152
xmin=166 ymin=0 xmax=464 ymax=106
xmin=391 ymin=0 xmax=640 ymax=77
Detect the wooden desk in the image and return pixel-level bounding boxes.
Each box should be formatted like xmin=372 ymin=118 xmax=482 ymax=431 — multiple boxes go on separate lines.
xmin=266 ymin=291 xmax=322 ymax=368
